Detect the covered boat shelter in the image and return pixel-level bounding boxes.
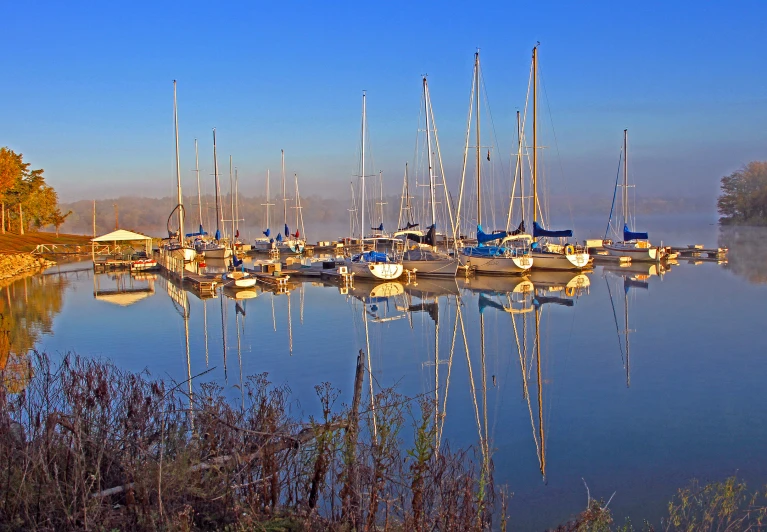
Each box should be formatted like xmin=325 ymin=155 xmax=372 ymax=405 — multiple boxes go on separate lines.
xmin=91 ymin=229 xmax=153 ymax=258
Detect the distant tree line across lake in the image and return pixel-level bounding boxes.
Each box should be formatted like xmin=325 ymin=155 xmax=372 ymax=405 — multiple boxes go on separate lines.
xmin=0 ymin=147 xmax=70 ymax=236
xmin=57 ymin=192 xmax=714 ymax=241
xmin=718 ymin=161 xmax=767 ymax=226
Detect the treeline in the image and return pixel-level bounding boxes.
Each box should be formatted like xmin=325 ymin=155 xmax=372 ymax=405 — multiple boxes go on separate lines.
xmin=718 ymin=161 xmax=767 ymax=226
xmin=0 ymin=147 xmax=70 ymax=236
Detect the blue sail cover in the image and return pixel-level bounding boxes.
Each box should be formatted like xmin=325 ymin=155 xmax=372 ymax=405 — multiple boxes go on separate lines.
xmin=477 ymin=224 xmax=508 ymax=244
xmin=215 ymin=229 xmax=221 ymax=241
xmin=533 ymin=221 xmax=572 ymax=238
xmin=371 ymin=223 xmax=384 ymax=232
xmin=186 ymin=224 xmax=208 ymax=237
xmin=360 ymin=251 xmax=390 ymax=263
xmin=623 ymin=224 xmax=648 ymax=241
xmin=263 ymin=228 xmax=271 ymax=238
xmin=284 ymin=224 xmax=290 ymax=237
xmin=276 ymin=233 xmax=283 ymax=243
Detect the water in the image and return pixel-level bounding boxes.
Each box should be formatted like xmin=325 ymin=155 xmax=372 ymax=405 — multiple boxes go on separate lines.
xmin=2 ymin=222 xmax=766 ymax=529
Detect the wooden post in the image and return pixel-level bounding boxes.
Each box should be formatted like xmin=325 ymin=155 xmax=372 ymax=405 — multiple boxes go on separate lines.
xmin=18 ymin=204 xmax=23 ymax=235
xmin=341 ymin=350 xmax=364 ymax=527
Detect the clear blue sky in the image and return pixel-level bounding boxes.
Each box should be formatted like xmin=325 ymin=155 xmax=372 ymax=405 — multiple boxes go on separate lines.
xmin=2 ymin=1 xmax=766 ymax=203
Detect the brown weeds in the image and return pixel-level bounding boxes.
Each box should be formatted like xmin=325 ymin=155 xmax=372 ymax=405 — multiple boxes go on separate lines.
xmin=0 ymin=351 xmax=494 ymax=531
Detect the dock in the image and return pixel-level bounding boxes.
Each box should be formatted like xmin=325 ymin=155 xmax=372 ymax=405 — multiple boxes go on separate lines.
xmin=669 ymin=245 xmax=728 ymax=259
xmin=155 ymin=252 xmax=218 ymax=296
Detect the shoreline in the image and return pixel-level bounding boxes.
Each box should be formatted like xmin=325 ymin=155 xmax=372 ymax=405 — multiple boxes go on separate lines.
xmin=0 ymin=253 xmax=56 ymax=283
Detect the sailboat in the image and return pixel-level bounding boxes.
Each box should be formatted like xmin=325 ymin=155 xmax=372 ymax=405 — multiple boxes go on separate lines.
xmin=275 ymin=151 xmax=306 ymax=255
xmin=165 ymin=80 xmax=197 ymax=262
xmin=458 ymin=52 xmax=533 ymax=274
xmin=516 ymin=46 xmax=590 ymax=271
xmin=603 ymin=129 xmax=666 ymax=262
xmin=346 ymin=92 xmax=404 ymax=280
xmin=285 ymin=172 xmax=307 ymax=254
xmin=399 ymin=77 xmax=459 ymax=277
xmin=253 ymin=169 xmax=277 ymax=253
xmin=203 ymin=128 xmax=232 ymax=259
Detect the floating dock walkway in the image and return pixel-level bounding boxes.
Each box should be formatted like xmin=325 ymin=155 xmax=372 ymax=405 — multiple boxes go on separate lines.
xmin=155 ymin=252 xmax=218 ymax=296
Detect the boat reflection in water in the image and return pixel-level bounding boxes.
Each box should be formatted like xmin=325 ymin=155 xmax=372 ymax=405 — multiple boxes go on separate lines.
xmin=459 ymin=271 xmax=593 ymax=482
xmin=159 ymin=273 xmax=195 ymax=424
xmin=604 ymin=266 xmax=652 ymax=388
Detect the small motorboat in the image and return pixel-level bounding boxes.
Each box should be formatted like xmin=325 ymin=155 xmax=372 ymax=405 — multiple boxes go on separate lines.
xmin=223 ymin=270 xmax=257 ymax=289
xmin=130 ymin=258 xmax=159 ymax=271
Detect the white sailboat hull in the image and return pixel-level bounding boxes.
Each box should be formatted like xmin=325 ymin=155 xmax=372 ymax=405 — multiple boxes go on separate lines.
xmin=224 ymin=271 xmax=257 ymax=288
xmin=204 ymin=246 xmax=232 ymax=259
xmin=460 ymin=251 xmax=532 ymax=274
xmin=169 ymin=246 xmax=197 ymax=262
xmin=279 ymin=239 xmax=305 ymax=254
xmin=604 ymin=242 xmax=664 ymax=262
xmin=531 ymin=250 xmax=590 ymax=271
xmin=346 ymin=259 xmax=403 ymax=280
xmin=253 ymin=239 xmax=276 ymax=253
xmin=401 ymin=257 xmax=459 ymax=277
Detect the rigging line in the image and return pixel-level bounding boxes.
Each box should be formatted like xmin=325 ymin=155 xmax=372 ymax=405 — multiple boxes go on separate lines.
xmin=428 ymin=85 xmax=458 ymax=241
xmin=538 ymin=64 xmax=575 ymax=233
xmin=438 ymin=295 xmax=460 ymax=450
xmin=604 ymin=148 xmax=624 ymax=240
xmin=457 ymin=299 xmax=487 ymax=466
xmin=455 ymin=61 xmax=476 ymax=240
xmin=363 ymin=302 xmax=378 ymax=439
xmin=605 ymin=277 xmax=626 ymax=366
xmin=478 ymin=67 xmax=509 ymax=227
xmin=480 ymin=313 xmax=490 ymax=464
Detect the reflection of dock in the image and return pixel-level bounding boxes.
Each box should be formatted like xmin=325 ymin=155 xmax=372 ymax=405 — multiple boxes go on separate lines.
xmin=93 ymin=272 xmax=155 ymax=307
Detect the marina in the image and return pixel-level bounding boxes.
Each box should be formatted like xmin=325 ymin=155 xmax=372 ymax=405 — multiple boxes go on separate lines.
xmin=3 ymin=225 xmax=764 ymax=529
xmin=3 ymin=3 xmax=765 ymax=527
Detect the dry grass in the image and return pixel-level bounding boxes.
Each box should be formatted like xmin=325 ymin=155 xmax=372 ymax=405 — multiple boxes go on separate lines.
xmin=0 ymin=352 xmax=494 ymax=531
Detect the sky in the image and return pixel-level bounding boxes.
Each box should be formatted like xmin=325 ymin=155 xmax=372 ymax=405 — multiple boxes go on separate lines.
xmin=2 ymin=1 xmax=766 ymax=205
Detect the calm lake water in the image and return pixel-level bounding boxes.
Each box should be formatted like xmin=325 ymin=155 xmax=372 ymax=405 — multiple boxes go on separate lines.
xmin=3 ymin=221 xmax=766 ymax=529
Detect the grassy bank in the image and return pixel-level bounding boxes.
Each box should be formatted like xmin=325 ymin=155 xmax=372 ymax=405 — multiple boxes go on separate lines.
xmin=0 ymin=232 xmax=91 ymax=254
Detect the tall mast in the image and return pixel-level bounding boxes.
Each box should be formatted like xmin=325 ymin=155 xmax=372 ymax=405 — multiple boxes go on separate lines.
xmin=281 ymin=149 xmax=287 ymax=231
xmin=623 ymin=129 xmax=629 ymax=232
xmin=378 ymin=170 xmax=385 ymax=230
xmin=361 ymin=91 xmax=366 ymax=240
xmin=294 ymin=173 xmax=300 ymax=234
xmin=518 ymin=110 xmax=526 ymax=224
xmin=532 ymin=46 xmax=538 ymax=234
xmin=229 ymin=155 xmax=235 ymax=241
xmin=262 ymin=170 xmax=272 ymax=230
xmin=474 ymin=52 xmax=481 ymax=227
xmin=173 ymin=80 xmax=184 ymax=245
xmin=212 ymin=128 xmax=221 ymax=238
xmin=194 ymin=138 xmax=202 ymax=229
xmin=424 ymin=76 xmax=437 ymax=229
xmin=235 ymin=167 xmax=239 ymax=236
